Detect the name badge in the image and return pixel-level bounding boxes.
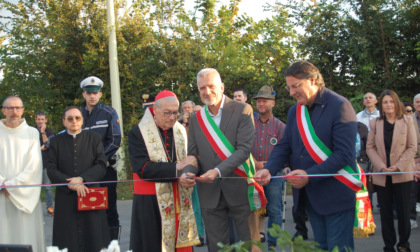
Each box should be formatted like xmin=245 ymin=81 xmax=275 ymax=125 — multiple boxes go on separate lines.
xmin=96 ymin=120 xmax=107 ymax=125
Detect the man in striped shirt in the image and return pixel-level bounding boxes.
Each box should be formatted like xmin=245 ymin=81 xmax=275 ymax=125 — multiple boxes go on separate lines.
xmin=251 ymin=85 xmax=286 ymax=248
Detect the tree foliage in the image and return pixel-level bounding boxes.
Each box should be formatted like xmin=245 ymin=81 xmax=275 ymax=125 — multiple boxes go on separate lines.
xmin=0 ymin=0 xmax=418 ymax=134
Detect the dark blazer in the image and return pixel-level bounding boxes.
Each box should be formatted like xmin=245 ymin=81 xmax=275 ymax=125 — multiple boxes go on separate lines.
xmin=184 ymin=96 xmax=255 ymax=209
xmin=411 ymin=113 xmax=420 ymax=159
xmin=265 ymin=87 xmax=358 ymax=215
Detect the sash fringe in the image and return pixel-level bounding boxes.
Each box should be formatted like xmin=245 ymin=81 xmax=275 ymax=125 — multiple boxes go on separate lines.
xmin=176 ymin=240 xmax=202 ymax=248
xmin=353 ymin=223 xmax=376 ymax=238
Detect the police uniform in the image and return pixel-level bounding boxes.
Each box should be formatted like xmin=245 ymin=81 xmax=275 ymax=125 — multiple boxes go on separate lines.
xmin=80 ymin=76 xmax=122 ymax=240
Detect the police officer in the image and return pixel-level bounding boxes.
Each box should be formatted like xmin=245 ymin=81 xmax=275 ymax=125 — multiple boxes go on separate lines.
xmin=80 ymin=76 xmax=122 ymax=240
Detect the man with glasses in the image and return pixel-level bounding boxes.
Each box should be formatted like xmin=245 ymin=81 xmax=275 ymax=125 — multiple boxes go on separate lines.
xmin=35 ymin=111 xmax=55 ymax=216
xmin=255 ymin=61 xmax=360 ymax=252
xmin=47 ymin=106 xmax=110 ymax=251
xmin=80 ymin=76 xmax=122 ymax=240
xmin=0 ymin=96 xmax=45 ymax=251
xmin=128 ymin=90 xmax=199 ymax=251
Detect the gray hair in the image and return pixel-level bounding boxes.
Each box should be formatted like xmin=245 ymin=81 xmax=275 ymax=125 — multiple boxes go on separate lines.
xmin=181 ymin=100 xmax=195 ymax=110
xmin=155 ymin=96 xmax=179 ymax=108
xmin=2 ymin=96 xmax=23 ymax=107
xmin=197 ymin=68 xmax=222 ymax=85
xmin=364 ymin=92 xmax=377 ymax=99
xmin=414 ymin=93 xmax=420 ymax=103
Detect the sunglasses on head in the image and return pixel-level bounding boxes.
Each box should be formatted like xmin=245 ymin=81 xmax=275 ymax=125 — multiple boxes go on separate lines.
xmin=406 ymin=109 xmax=413 ymax=113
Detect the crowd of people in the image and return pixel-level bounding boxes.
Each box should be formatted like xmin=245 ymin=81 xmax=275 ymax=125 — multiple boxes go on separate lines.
xmin=0 ymin=61 xmax=419 ymax=252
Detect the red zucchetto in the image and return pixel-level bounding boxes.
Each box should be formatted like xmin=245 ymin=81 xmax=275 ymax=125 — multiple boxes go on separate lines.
xmin=155 ymin=89 xmax=177 ymax=102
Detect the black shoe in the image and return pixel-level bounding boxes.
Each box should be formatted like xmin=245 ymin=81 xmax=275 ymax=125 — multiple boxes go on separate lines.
xmin=397 ymin=246 xmax=411 ymax=252
xmin=292 ymin=231 xmax=308 ymax=241
xmin=260 ymin=232 xmax=266 ymax=242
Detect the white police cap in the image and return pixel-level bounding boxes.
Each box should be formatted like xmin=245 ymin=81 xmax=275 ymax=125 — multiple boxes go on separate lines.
xmin=80 ymin=76 xmax=104 ymax=91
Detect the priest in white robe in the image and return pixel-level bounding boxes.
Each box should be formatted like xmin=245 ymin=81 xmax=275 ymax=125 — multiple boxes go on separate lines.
xmin=0 ymin=96 xmax=45 ymax=252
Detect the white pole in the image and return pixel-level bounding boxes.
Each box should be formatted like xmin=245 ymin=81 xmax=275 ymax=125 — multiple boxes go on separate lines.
xmin=106 ymin=0 xmax=125 ymax=178
xmin=106 ymin=0 xmax=123 ymax=137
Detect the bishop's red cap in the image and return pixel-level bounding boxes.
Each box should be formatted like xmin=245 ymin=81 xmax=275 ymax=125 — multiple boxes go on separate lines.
xmin=155 ymin=89 xmax=177 ymax=101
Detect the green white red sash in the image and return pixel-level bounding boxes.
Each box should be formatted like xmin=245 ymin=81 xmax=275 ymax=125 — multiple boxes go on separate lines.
xmin=196 ymin=106 xmax=267 ymax=211
xmin=296 ymin=104 xmax=362 ymax=191
xmin=353 ymin=163 xmax=376 ymax=237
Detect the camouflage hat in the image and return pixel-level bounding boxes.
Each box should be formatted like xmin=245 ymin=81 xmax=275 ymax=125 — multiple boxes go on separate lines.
xmin=253 ymin=85 xmax=276 ymax=100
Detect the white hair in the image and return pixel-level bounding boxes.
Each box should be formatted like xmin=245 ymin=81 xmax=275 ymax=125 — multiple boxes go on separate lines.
xmin=197 ymin=68 xmax=222 ymax=85
xmin=414 ymin=93 xmax=420 ymax=102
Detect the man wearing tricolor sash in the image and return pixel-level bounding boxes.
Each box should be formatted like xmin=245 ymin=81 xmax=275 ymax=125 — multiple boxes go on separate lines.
xmin=255 ymin=61 xmax=361 ymax=252
xmin=128 ymin=90 xmax=200 ymax=252
xmin=180 ymin=68 xmax=265 ymax=252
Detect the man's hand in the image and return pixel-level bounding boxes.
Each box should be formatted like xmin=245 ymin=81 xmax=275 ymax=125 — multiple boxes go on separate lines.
xmin=38 ymin=123 xmax=46 ymax=133
xmin=254 ymin=169 xmax=271 ymax=186
xmin=285 ymin=169 xmax=309 ymax=189
xmin=41 ymin=145 xmax=47 ymax=151
xmin=179 ymin=172 xmax=196 ymax=188
xmin=254 ymin=160 xmax=266 ymax=171
xmin=1 ymin=182 xmax=10 ymax=196
xmin=176 ymin=155 xmax=198 ymax=171
xmin=67 ymin=177 xmax=83 ymax=191
xmin=182 ymin=113 xmax=189 ymax=123
xmin=196 ymin=169 xmax=219 ymax=183
xmin=75 ymin=184 xmax=89 ymax=197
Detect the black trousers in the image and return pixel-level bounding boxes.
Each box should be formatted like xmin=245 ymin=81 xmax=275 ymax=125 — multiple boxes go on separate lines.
xmin=410 ymin=180 xmax=420 ymax=220
xmin=100 ymin=166 xmax=119 ymax=227
xmin=375 ymin=176 xmax=411 ymax=251
xmin=293 ymin=189 xmax=308 ymax=235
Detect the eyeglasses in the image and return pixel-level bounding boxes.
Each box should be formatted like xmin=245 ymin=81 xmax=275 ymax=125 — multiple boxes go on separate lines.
xmin=86 ymin=92 xmax=99 ymax=95
xmin=66 ymin=116 xmax=83 ymax=122
xmin=162 ymin=111 xmax=180 ymax=117
xmin=3 ymin=106 xmax=24 ymax=112
xmin=406 ymin=109 xmax=413 ymax=113
xmin=284 ymin=82 xmax=302 ymax=92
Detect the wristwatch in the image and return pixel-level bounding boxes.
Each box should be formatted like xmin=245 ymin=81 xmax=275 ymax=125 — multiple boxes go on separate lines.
xmin=41 ymin=132 xmax=46 ymax=134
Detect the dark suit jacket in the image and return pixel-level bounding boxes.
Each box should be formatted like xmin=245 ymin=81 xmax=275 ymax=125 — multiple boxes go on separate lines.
xmin=184 ymin=96 xmax=255 ymax=209
xmin=265 ymin=87 xmax=357 ymax=215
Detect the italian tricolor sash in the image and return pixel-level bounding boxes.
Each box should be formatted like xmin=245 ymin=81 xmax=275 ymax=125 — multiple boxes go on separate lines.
xmin=296 ymin=104 xmax=362 ymax=191
xmin=353 ymin=163 xmax=376 ymax=237
xmin=196 ymin=106 xmax=267 ymax=211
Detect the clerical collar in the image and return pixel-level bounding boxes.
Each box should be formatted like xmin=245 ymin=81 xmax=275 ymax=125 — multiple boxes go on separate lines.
xmin=67 ymin=129 xmax=83 ymax=138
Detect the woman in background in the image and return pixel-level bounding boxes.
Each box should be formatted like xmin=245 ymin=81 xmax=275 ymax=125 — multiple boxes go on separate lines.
xmin=367 ymin=90 xmax=417 ymax=252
